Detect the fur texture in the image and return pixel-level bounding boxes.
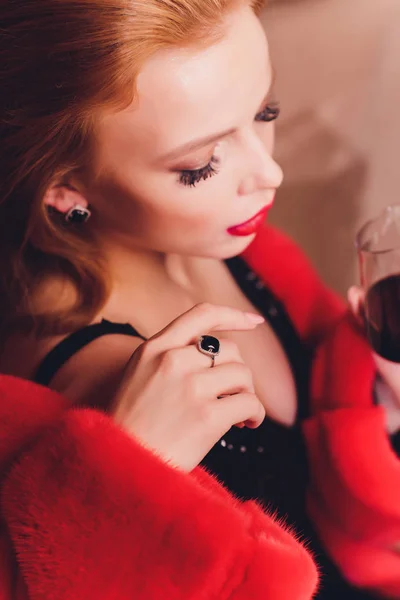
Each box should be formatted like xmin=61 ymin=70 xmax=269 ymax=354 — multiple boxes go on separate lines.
xmin=245 ymin=226 xmax=400 ymax=598
xmin=2 ymin=224 xmax=399 ymax=599
xmin=0 ymin=374 xmax=317 ymax=599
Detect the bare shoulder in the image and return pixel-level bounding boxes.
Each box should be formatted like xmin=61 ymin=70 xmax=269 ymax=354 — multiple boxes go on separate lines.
xmin=0 ymin=330 xmax=143 ymax=409
xmin=50 ymin=333 xmax=144 ymax=408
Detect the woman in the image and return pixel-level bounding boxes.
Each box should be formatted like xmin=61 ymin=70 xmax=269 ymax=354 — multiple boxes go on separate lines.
xmin=0 ymin=0 xmax=399 ymax=598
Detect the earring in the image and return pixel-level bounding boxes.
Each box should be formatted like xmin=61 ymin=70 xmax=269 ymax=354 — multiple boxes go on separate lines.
xmin=65 ymin=204 xmax=91 ymax=224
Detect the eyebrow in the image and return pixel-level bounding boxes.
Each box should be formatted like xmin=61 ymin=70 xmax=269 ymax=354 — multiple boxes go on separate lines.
xmin=162 ymin=69 xmax=276 ymax=162
xmin=163 ymin=127 xmax=237 ymax=162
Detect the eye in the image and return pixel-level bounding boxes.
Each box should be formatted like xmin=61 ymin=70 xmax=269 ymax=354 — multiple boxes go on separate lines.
xmin=179 ymin=156 xmax=220 ymax=188
xmin=255 ymin=102 xmax=280 ymax=123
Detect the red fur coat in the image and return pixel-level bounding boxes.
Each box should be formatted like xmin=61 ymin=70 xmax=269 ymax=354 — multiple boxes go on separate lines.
xmin=0 ymin=225 xmax=398 ymax=599
xmin=243 ymin=227 xmax=400 ymax=599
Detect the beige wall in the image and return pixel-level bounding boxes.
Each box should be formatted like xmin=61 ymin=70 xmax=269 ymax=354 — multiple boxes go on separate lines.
xmin=260 ymin=0 xmax=400 ymax=296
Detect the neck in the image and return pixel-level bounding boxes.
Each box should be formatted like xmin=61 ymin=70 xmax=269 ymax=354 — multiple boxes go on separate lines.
xmin=103 ymin=240 xmax=200 ymax=291
xmin=98 ymin=240 xmax=210 ymax=328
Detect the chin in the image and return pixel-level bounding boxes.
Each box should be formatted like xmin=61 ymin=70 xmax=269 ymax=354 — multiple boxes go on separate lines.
xmin=225 ymin=232 xmax=257 ymax=257
xmin=199 ymin=232 xmax=257 ymax=260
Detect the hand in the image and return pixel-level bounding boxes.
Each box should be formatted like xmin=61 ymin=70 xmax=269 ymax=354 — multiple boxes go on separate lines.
xmin=348 ymin=287 xmax=400 ymax=555
xmin=110 ymin=303 xmax=266 ymax=471
xmin=348 ymin=286 xmax=400 ymax=405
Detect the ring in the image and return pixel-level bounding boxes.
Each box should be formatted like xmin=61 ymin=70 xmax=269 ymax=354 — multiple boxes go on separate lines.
xmin=197 ymin=335 xmax=220 ymax=368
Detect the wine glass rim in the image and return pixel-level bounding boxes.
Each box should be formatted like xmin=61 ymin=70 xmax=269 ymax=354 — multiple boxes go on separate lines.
xmin=355 ymin=204 xmax=400 ymax=255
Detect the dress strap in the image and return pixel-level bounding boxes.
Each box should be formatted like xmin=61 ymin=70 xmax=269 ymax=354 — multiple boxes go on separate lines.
xmin=34 ymin=319 xmax=145 ymax=387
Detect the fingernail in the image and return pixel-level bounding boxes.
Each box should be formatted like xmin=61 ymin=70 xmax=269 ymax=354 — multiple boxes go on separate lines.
xmin=245 ymin=312 xmax=265 ymax=324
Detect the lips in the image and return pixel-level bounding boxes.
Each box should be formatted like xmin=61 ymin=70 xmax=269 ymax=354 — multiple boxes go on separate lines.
xmin=227 ymin=205 xmax=271 ymax=237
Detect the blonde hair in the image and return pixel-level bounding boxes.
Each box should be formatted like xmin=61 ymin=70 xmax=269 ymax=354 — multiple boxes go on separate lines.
xmin=0 ymin=0 xmax=265 ymax=336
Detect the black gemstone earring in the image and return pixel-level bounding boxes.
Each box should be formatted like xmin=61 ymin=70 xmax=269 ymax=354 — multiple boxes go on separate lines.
xmin=65 ymin=204 xmax=91 ymax=224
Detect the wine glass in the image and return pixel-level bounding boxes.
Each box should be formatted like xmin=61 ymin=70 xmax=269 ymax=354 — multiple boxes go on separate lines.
xmin=356 ymin=204 xmax=400 ymax=363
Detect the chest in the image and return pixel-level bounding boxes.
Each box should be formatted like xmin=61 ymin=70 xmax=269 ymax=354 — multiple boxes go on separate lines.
xmin=192 ymin=258 xmax=305 ymax=426
xmin=199 ymin=259 xmax=313 ymax=527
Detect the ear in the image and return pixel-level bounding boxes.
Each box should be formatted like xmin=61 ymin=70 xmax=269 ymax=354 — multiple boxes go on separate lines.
xmin=43 ymin=182 xmax=89 ymax=215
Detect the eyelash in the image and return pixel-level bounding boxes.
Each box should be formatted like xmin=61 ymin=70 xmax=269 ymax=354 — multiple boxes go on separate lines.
xmin=179 ymin=102 xmax=280 ymax=188
xmin=254 ymin=102 xmax=280 ymax=123
xmin=179 ymin=156 xmax=220 ymax=188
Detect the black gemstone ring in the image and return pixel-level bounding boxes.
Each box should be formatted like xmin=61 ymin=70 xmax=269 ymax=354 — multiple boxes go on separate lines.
xmin=197 ymin=335 xmax=220 ymax=368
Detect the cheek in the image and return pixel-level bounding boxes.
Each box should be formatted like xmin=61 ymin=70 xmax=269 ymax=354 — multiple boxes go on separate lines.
xmin=133 ymin=187 xmax=228 ymax=254
xmin=144 ymin=170 xmax=233 ymax=227
xmin=148 ymin=187 xmax=226 ymax=231
xmin=109 ymin=180 xmax=222 ymax=242
xmin=91 ymin=155 xmax=235 ymax=243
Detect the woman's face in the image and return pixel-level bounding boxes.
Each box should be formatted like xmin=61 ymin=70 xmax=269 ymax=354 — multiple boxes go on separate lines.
xmin=86 ymin=4 xmax=283 ymax=259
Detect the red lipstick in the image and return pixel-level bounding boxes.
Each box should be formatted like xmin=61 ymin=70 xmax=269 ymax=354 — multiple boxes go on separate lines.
xmin=227 ymin=205 xmax=271 ymax=237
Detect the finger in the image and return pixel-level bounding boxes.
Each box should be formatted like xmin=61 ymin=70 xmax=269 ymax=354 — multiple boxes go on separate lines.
xmin=156 ymin=340 xmax=245 ymax=376
xmin=200 ymin=363 xmax=255 ymax=397
xmin=150 ymin=303 xmax=264 ymax=351
xmin=348 ymin=285 xmax=365 ymax=326
xmin=214 ymin=392 xmax=265 ymax=430
xmin=180 ymin=338 xmax=245 ymax=370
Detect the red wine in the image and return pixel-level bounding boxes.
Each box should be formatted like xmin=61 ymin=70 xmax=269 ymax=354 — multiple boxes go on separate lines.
xmin=365 ymin=274 xmax=400 ymax=362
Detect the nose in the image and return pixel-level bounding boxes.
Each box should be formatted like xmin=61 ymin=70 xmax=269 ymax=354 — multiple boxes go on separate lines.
xmin=237 ymin=133 xmax=283 ymax=196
